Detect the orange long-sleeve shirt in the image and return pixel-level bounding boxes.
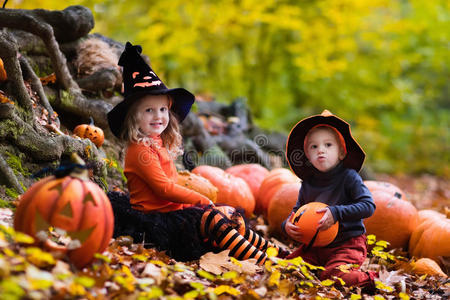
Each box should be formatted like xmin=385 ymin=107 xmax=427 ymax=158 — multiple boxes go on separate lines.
xmin=124 ymin=136 xmax=210 ymax=213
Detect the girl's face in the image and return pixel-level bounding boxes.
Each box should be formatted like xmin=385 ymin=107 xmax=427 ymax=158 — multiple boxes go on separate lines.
xmin=304 ymin=128 xmax=345 ymax=173
xmin=136 ymin=94 xmax=170 ymax=137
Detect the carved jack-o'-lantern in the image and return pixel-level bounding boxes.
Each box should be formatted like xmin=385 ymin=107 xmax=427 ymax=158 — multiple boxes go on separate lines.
xmin=14 ymin=153 xmax=114 ymax=268
xmin=73 ymin=117 xmax=105 ymax=148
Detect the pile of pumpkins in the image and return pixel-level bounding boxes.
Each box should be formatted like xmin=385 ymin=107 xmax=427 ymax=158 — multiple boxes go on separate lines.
xmin=178 ymin=164 xmax=449 ymax=276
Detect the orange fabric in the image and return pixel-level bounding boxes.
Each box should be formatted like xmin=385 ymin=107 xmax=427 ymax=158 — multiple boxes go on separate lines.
xmin=124 ymin=136 xmax=210 ymax=213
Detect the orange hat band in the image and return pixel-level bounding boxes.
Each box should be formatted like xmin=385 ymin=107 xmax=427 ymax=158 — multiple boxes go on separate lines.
xmin=304 ymin=124 xmax=347 ymax=156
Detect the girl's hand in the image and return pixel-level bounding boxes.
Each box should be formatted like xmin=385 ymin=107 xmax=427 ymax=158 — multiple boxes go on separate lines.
xmin=285 ymin=214 xmax=303 ymax=242
xmin=316 ymin=207 xmax=335 ymax=231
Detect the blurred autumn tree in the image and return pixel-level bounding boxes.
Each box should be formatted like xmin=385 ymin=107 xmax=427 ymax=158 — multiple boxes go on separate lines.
xmin=9 ymin=0 xmax=449 ymax=176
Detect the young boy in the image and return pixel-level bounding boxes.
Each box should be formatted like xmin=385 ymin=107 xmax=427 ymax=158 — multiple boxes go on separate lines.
xmin=282 ymin=110 xmax=377 ymax=289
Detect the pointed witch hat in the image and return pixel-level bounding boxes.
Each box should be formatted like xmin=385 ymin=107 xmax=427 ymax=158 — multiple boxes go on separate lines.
xmin=107 ymin=42 xmax=195 ymax=138
xmin=286 ymin=110 xmax=365 ymax=180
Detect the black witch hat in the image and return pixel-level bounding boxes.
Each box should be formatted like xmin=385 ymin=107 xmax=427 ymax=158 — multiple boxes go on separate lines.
xmin=107 ymin=42 xmax=195 ymax=138
xmin=286 ymin=110 xmax=366 ymax=180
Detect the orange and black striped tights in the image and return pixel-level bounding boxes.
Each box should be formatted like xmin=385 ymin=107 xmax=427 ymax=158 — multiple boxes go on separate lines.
xmin=200 ymin=207 xmax=282 ymax=265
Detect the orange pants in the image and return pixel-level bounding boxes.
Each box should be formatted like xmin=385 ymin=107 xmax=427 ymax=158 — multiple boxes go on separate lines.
xmin=287 ymin=235 xmax=377 ymax=288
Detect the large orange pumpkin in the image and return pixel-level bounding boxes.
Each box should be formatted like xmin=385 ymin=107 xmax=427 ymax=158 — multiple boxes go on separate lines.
xmin=290 ymin=202 xmax=339 ymax=247
xmin=192 ymin=165 xmax=255 ymax=218
xmin=267 ymin=182 xmax=302 ymax=236
xmin=409 ymin=209 xmax=450 ymax=266
xmin=256 ymin=168 xmax=300 ymax=217
xmin=73 ymin=117 xmax=105 ymax=148
xmin=225 ymin=164 xmax=269 ymax=199
xmin=0 ymin=58 xmax=7 ymax=82
xmin=14 ymin=153 xmax=114 ymax=268
xmin=177 ymin=170 xmax=218 ymax=202
xmin=364 ymin=181 xmax=404 ymax=199
xmin=364 ymin=183 xmax=418 ymax=250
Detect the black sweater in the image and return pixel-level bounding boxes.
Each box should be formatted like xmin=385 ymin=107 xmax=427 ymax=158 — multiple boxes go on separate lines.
xmin=282 ymin=162 xmax=376 ymax=247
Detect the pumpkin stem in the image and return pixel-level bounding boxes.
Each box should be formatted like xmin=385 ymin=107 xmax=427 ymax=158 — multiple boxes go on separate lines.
xmin=445 ymin=207 xmax=450 ymax=219
xmin=89 ymin=116 xmax=94 ymax=126
xmin=70 ymin=153 xmax=90 ymax=180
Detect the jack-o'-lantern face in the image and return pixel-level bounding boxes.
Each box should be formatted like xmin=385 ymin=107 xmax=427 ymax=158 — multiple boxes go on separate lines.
xmin=14 ymin=169 xmax=114 ymax=268
xmin=132 ymin=70 xmax=162 ymax=89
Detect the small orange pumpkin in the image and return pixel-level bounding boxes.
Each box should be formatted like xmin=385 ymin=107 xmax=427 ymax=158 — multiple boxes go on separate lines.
xmin=192 ymin=165 xmax=255 ymax=218
xmin=177 ymin=170 xmax=218 ymax=203
xmin=409 ymin=209 xmax=450 ymax=265
xmin=0 ymin=58 xmax=7 ymax=82
xmin=225 ymin=164 xmax=269 ymax=199
xmin=290 ymin=202 xmax=339 ymax=247
xmin=364 ymin=183 xmax=418 ymax=250
xmin=267 ymin=182 xmax=302 ymax=236
xmin=13 ymin=153 xmax=114 ymax=268
xmin=256 ymin=168 xmax=300 ymax=217
xmin=411 ymin=258 xmax=448 ymax=277
xmin=73 ymin=117 xmax=104 ymax=148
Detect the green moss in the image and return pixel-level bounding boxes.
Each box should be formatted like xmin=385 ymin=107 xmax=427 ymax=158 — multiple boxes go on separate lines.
xmin=0 ymin=198 xmax=14 ymax=209
xmin=5 ymin=188 xmax=19 ymax=199
xmin=0 ymin=119 xmax=23 ymax=139
xmin=59 ymin=90 xmax=74 ymax=107
xmin=5 ymin=152 xmax=30 ymax=176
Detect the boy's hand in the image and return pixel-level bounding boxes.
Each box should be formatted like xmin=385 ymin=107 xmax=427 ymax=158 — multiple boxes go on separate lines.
xmin=285 ymin=213 xmax=303 ymax=242
xmin=316 ymin=207 xmax=335 ymax=231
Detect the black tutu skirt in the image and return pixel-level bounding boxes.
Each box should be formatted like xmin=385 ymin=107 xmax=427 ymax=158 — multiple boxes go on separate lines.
xmin=107 ymin=191 xmax=217 ymax=261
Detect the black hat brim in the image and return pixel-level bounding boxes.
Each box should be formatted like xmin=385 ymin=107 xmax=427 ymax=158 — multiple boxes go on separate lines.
xmin=286 ymin=113 xmax=365 ymax=180
xmin=107 ymin=88 xmax=194 ymax=138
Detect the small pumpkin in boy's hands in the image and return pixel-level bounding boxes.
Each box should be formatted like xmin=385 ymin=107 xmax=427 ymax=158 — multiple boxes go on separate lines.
xmin=290 ymin=202 xmax=339 ymax=247
xmin=73 ymin=117 xmax=104 ymax=147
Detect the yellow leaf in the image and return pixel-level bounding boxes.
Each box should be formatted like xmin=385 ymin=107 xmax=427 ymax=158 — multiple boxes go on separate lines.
xmin=69 ymin=282 xmax=86 ymax=296
xmin=14 ymin=232 xmax=34 ymax=244
xmin=132 ymin=254 xmax=148 ymax=262
xmin=266 ymin=246 xmax=278 ymax=258
xmin=197 ymin=269 xmax=215 ymax=281
xmin=230 ymin=256 xmax=242 ymax=267
xmin=25 ymin=247 xmax=55 ymax=267
xmin=221 ymin=271 xmax=238 ymax=279
xmin=150 ymin=260 xmax=166 ymax=267
xmin=94 ymin=253 xmax=111 ymax=263
xmin=374 ymin=296 xmax=385 ymax=300
xmin=350 ymin=294 xmax=362 ymax=300
xmin=184 ymin=290 xmax=199 ymax=299
xmin=321 ymin=279 xmax=335 ymax=286
xmin=269 ymin=270 xmax=281 ymax=287
xmin=74 ymin=276 xmax=95 ymax=288
xmin=189 ymin=282 xmax=204 ymax=291
xmin=375 ymin=240 xmax=390 ymax=248
xmin=367 ymin=234 xmax=376 ymax=245
xmin=214 ymin=285 xmax=240 ymax=296
xmin=399 ymin=292 xmax=410 ymax=300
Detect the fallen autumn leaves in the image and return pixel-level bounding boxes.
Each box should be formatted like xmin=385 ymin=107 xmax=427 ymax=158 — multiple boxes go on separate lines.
xmin=0 ymin=215 xmax=448 ymax=299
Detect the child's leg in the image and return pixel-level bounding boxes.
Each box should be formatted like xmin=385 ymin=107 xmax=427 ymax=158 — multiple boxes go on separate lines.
xmin=200 ymin=208 xmax=267 ymax=265
xmin=244 ymin=228 xmax=290 ymax=257
xmin=320 ymin=235 xmax=376 ymax=288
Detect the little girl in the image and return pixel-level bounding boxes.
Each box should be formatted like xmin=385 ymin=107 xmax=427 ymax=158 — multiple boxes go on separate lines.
xmin=107 ymin=42 xmax=284 ymax=264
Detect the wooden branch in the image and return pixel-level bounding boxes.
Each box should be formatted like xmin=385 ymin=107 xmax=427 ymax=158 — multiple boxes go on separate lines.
xmin=76 ymin=67 xmax=121 ymax=92
xmin=0 ymin=6 xmax=93 ymax=91
xmin=0 ymin=112 xmax=101 ymax=163
xmin=19 ymin=55 xmax=57 ymax=122
xmin=0 ymin=31 xmax=33 ymax=113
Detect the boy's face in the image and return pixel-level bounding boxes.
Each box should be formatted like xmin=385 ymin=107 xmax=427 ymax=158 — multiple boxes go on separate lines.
xmin=304 ymin=128 xmax=346 ymax=173
xmin=137 ymin=94 xmax=170 ymax=137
